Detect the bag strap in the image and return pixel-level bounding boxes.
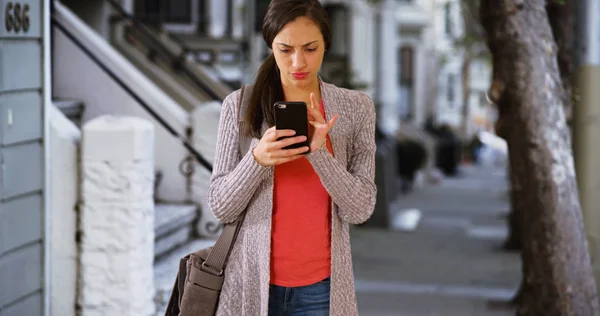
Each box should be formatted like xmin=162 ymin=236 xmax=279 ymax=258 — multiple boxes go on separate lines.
xmin=199 ymin=84 xmax=253 ymax=276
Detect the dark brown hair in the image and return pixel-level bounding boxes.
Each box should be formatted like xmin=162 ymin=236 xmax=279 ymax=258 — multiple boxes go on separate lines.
xmin=244 ymin=0 xmax=332 ymax=138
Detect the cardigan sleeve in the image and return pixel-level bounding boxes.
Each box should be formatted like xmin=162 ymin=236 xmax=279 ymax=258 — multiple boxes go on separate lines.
xmin=207 ymin=91 xmax=272 ymax=224
xmin=306 ymin=91 xmax=377 ymax=224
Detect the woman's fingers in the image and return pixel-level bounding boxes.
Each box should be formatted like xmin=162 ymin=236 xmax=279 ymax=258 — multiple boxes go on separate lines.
xmin=328 ymin=114 xmax=339 ymax=127
xmin=268 ymin=135 xmax=306 ymax=150
xmin=309 ymin=113 xmax=338 ymax=130
xmin=266 ymin=129 xmax=297 ymax=142
xmin=308 ymin=93 xmax=326 ymax=123
xmin=268 ymin=146 xmax=310 ymax=159
xmin=309 ymin=107 xmax=325 ymax=124
xmin=256 ymin=127 xmax=308 ymax=166
xmin=259 ymin=146 xmax=308 ymax=165
xmin=310 ymin=92 xmax=318 ymax=109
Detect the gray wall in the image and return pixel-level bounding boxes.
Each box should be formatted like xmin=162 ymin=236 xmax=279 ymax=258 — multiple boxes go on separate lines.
xmin=0 ymin=0 xmax=45 ymax=315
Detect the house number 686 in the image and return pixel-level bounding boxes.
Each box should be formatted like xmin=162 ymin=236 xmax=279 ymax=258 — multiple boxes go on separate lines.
xmin=5 ymin=2 xmax=30 ymax=33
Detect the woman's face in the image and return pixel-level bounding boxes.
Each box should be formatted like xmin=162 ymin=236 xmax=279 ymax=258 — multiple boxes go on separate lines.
xmin=272 ymin=16 xmax=325 ymax=89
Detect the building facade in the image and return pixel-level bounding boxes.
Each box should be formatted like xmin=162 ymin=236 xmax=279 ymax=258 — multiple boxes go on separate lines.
xmin=430 ymin=0 xmax=464 ymax=129
xmin=0 ymin=1 xmax=501 ymax=315
xmin=0 ymin=0 xmax=51 ymax=315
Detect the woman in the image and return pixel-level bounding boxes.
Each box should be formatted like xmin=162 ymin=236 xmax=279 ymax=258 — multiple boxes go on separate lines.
xmin=207 ymin=0 xmax=376 ymax=315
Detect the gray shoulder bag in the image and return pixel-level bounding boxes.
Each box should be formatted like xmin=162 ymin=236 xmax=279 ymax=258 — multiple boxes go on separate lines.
xmin=165 ymin=84 xmax=254 ymax=316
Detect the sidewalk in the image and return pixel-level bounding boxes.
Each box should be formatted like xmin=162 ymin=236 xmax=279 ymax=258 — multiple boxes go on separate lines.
xmin=153 ymin=164 xmax=521 ymax=316
xmin=353 ymin=163 xmax=521 ymax=315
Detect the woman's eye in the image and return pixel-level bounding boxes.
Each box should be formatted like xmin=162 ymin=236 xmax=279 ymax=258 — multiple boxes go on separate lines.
xmin=307 ymin=48 xmax=317 ymax=52
xmin=279 ymin=49 xmax=291 ymax=53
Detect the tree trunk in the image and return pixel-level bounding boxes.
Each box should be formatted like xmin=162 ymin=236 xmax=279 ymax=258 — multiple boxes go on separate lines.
xmin=546 ymin=0 xmax=575 ymax=123
xmin=503 ymin=166 xmax=523 ymax=251
xmin=480 ymin=1 xmax=600 ymax=315
xmin=500 ymin=0 xmax=575 ymax=254
xmin=491 ymin=80 xmax=523 ymax=252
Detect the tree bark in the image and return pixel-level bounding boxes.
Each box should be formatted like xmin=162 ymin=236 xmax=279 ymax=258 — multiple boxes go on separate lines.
xmin=503 ymin=166 xmax=523 ymax=251
xmin=480 ymin=1 xmax=600 ymax=315
xmin=501 ymin=0 xmax=575 ymax=253
xmin=546 ymin=0 xmax=575 ymax=123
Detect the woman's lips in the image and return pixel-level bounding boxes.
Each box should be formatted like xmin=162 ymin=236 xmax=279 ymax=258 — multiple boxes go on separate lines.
xmin=292 ymin=72 xmax=308 ymax=79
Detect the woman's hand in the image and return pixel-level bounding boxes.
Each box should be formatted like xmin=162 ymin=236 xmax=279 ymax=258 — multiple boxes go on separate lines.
xmin=252 ymin=126 xmax=309 ymax=166
xmin=307 ymin=92 xmax=338 ymax=152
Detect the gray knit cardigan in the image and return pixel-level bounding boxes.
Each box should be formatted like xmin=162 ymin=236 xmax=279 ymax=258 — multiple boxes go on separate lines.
xmin=207 ymin=80 xmax=377 ymax=316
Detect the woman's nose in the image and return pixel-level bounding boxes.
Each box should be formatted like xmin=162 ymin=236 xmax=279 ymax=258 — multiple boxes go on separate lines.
xmin=292 ymin=52 xmax=306 ymax=69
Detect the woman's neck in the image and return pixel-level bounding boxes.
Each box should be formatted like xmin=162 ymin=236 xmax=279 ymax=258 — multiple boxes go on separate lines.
xmin=281 ymin=77 xmax=321 ymax=105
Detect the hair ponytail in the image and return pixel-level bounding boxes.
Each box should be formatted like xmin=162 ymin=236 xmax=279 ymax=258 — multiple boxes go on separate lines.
xmin=244 ymin=53 xmax=284 ymax=138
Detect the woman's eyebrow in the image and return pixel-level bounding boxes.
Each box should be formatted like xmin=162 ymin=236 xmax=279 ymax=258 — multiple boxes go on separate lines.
xmin=275 ymin=41 xmax=318 ymax=47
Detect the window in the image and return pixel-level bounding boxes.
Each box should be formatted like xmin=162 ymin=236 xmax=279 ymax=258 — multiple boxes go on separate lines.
xmin=399 ymin=46 xmax=415 ymax=120
xmin=165 ymin=0 xmax=193 ymax=23
xmin=198 ymin=0 xmax=208 ymax=34
xmin=444 ymin=2 xmax=452 ymax=36
xmin=399 ymin=46 xmax=414 ymax=85
xmin=134 ymin=0 xmax=161 ymax=24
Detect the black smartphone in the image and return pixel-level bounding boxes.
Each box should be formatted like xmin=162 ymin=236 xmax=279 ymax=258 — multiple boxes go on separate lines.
xmin=274 ymin=101 xmax=310 ymax=150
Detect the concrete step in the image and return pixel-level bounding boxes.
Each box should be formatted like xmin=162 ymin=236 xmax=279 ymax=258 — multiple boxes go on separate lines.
xmin=53 ymin=98 xmax=85 ymax=127
xmin=154 ymin=203 xmax=198 ymax=259
xmin=153 ymin=238 xmax=216 ymax=316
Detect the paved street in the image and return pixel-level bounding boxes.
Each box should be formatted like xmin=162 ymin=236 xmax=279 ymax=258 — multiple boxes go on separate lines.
xmin=154 ymin=163 xmax=521 ymax=316
xmin=353 ymin=163 xmax=521 ymax=315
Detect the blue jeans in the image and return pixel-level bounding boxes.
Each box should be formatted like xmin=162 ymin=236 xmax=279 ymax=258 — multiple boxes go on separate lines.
xmin=268 ymin=277 xmax=331 ymax=316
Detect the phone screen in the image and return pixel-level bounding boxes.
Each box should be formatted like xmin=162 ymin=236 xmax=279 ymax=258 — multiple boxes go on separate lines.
xmin=274 ymin=101 xmax=310 ymax=150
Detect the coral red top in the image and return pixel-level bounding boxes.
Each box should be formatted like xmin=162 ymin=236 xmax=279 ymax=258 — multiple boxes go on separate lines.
xmin=270 ymin=99 xmax=334 ymax=287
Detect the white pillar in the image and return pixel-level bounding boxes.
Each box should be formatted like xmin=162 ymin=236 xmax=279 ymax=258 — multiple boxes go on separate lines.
xmin=413 ymin=43 xmax=425 ymax=126
xmin=232 ymin=0 xmax=245 ymax=39
xmin=50 ymin=106 xmax=81 ymax=316
xmin=209 ymin=0 xmax=228 ymax=38
xmin=377 ymin=0 xmax=399 ymax=136
xmin=347 ymin=4 xmax=376 ymax=97
xmin=79 ymin=116 xmax=155 ymax=316
xmin=247 ymin=33 xmax=265 ymax=84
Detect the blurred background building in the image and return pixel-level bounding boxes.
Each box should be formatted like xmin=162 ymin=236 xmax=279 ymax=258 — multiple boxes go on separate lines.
xmin=0 ymin=0 xmax=499 ymax=315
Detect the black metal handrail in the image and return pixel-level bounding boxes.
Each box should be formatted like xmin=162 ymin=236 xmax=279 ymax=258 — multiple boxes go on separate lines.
xmin=104 ymin=0 xmax=223 ymax=101
xmin=51 ymin=15 xmax=213 ymax=172
xmin=131 ymin=12 xmax=233 ymax=78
